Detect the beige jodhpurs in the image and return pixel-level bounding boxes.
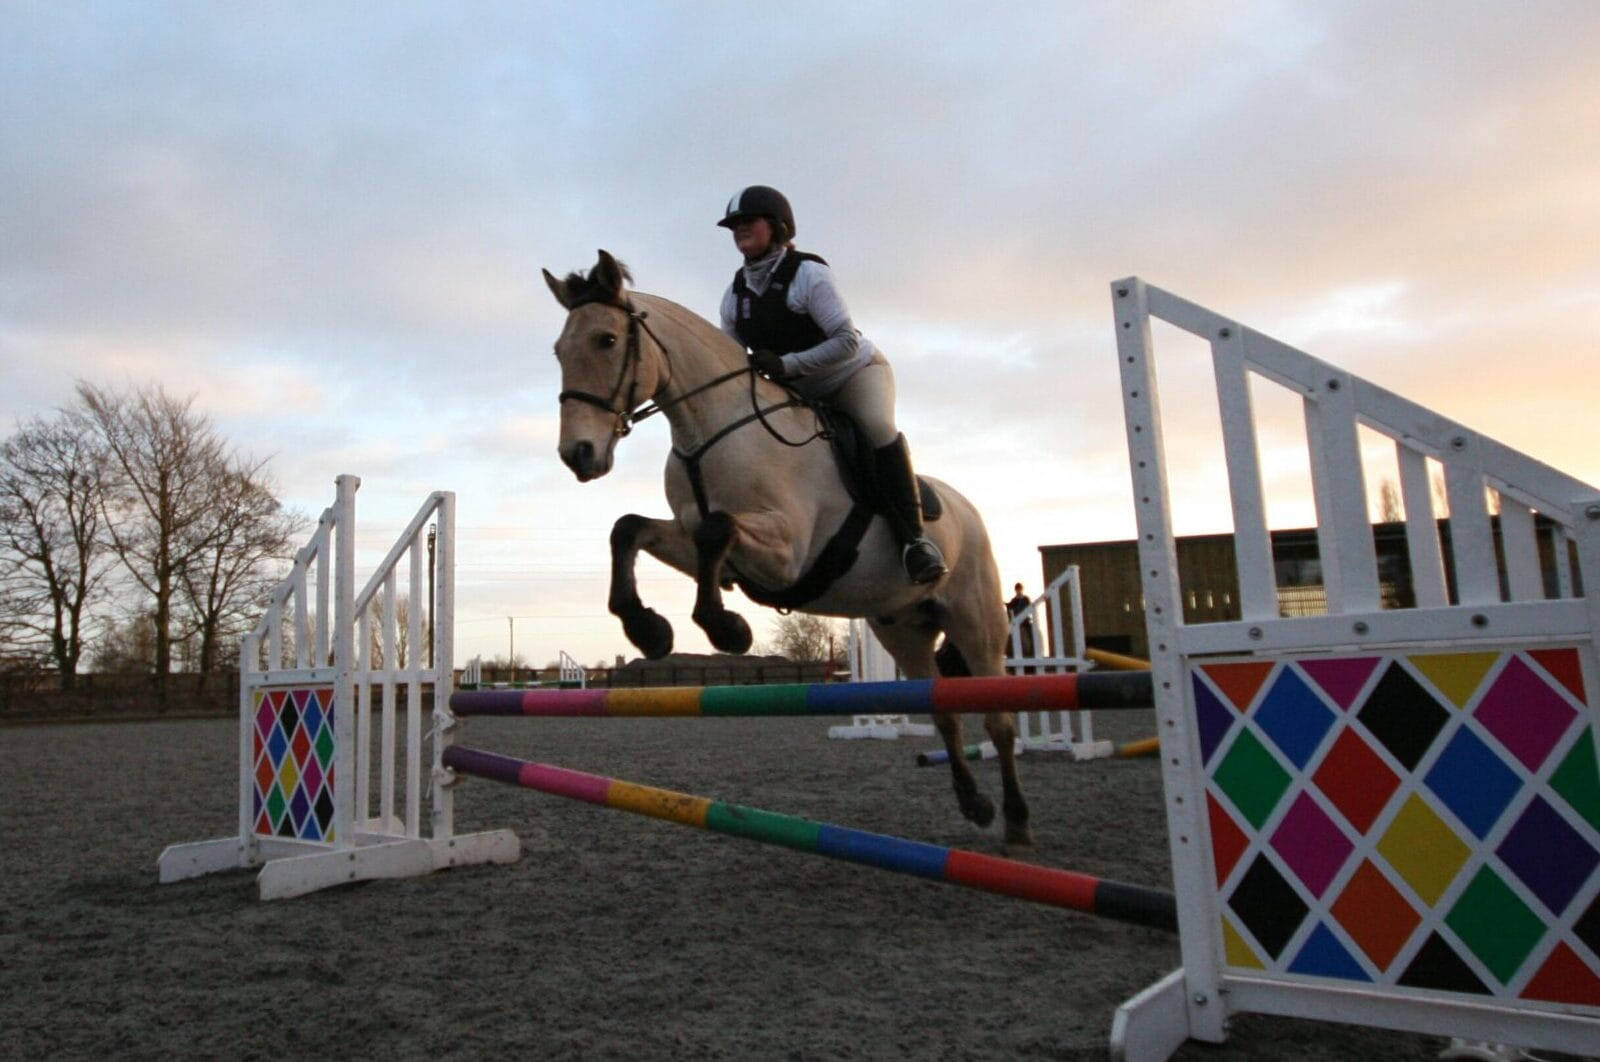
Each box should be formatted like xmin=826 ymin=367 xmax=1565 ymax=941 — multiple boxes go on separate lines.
xmin=826 ymin=357 xmax=898 ymax=448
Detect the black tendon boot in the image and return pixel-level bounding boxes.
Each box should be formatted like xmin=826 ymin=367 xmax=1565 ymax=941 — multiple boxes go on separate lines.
xmin=875 ymin=434 xmax=948 ymax=584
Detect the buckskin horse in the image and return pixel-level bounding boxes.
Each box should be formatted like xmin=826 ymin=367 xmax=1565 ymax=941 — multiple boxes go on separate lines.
xmin=543 ymin=250 xmax=1030 ymax=845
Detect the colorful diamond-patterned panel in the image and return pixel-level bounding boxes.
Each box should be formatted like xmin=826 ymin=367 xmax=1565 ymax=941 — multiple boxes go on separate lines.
xmin=252 ymin=686 xmax=337 ymax=843
xmin=1195 ymin=647 xmax=1600 ymax=1013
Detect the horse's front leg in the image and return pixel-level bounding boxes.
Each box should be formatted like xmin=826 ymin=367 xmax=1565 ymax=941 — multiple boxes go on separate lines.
xmin=690 ymin=511 xmax=753 ymax=653
xmin=609 ymin=514 xmax=697 ymax=659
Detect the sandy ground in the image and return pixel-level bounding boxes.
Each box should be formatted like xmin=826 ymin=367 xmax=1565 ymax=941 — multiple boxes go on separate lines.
xmin=1 ymin=708 xmax=1592 ymax=1061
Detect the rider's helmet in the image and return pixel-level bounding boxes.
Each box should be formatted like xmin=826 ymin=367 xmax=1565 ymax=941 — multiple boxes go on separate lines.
xmin=717 ymin=185 xmax=795 ymax=241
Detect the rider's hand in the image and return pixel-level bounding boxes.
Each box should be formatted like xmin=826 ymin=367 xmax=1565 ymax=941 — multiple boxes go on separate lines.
xmin=750 ymin=349 xmax=787 ymax=379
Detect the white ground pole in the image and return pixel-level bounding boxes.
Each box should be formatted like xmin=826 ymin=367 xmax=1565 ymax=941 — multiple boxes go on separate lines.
xmin=157 ymin=475 xmax=519 ymax=900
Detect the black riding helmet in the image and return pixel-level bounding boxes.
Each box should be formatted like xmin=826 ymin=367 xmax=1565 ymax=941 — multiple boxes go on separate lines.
xmin=717 ymin=185 xmax=795 ymax=241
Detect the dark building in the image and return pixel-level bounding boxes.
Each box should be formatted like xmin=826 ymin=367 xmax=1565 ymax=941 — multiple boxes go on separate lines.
xmin=1040 ymin=518 xmax=1578 ymax=659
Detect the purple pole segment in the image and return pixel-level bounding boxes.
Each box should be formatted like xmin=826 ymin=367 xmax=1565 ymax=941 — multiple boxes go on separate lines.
xmin=441 ymin=746 xmax=524 ymax=784
xmin=444 ymin=689 xmax=529 ymax=716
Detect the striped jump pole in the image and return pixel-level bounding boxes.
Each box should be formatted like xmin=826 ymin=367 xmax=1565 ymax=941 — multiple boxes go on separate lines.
xmin=442 ymin=745 xmax=1176 ymax=933
xmin=449 ymin=671 xmax=1154 ymax=719
xmin=1084 ymin=647 xmax=1150 ymax=672
xmin=1115 ymin=736 xmax=1160 ymax=758
xmin=914 ymin=740 xmax=1023 ymax=767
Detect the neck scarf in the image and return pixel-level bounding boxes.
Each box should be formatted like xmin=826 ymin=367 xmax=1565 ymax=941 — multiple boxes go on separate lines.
xmin=740 ymin=245 xmax=787 ymax=296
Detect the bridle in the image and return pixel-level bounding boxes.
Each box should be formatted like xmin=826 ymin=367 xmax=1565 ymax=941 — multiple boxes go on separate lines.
xmin=556 ymin=303 xmax=660 ymax=437
xmin=555 ymin=301 xmax=824 ymax=452
xmin=556 ymin=303 xmax=746 ymax=437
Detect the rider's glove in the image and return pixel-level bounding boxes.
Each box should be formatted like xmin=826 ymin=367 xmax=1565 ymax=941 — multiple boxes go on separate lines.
xmin=750 ymin=349 xmax=788 ymax=380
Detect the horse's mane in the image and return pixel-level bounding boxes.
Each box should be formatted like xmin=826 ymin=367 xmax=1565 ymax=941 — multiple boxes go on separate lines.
xmin=558 ymin=258 xmax=633 ymax=309
xmin=553 ymin=253 xmax=747 ymax=367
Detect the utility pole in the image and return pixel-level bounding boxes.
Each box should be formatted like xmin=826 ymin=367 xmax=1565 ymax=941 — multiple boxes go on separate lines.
xmin=507 ymin=616 xmax=515 ymax=682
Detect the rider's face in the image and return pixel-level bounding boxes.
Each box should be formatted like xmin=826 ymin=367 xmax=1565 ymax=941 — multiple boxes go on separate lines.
xmin=731 ymin=217 xmax=775 ymax=260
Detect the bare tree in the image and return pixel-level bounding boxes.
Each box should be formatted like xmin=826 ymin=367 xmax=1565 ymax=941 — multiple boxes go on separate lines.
xmin=364 ymin=593 xmax=411 ymax=669
xmin=177 ymin=463 xmax=306 ymax=691
xmin=78 ymin=382 xmax=230 ymax=701
xmin=1377 ymin=479 xmax=1403 ymax=523
xmin=88 ymin=610 xmax=159 ymax=674
xmin=761 ymin=613 xmax=844 ymax=663
xmin=0 ymin=412 xmax=116 ymax=688
xmin=1428 ymin=467 xmax=1499 ymax=519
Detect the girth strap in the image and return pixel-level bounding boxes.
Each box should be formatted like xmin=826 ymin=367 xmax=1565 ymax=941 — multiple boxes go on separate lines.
xmin=676 ymin=421 xmax=878 ymax=611
xmin=731 ymin=502 xmax=876 ymax=611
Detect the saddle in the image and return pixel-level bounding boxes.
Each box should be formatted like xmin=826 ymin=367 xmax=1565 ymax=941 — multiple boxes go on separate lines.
xmin=727 ymin=400 xmax=941 ymax=610
xmin=816 ymin=401 xmax=944 ymax=522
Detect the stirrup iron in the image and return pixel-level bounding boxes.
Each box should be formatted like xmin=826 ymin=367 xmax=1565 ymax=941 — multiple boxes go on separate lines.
xmin=902 ymin=537 xmax=947 ymax=584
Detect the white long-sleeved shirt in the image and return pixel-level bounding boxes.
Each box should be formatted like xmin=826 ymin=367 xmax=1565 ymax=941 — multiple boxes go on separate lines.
xmin=719 ymin=251 xmax=876 ymax=398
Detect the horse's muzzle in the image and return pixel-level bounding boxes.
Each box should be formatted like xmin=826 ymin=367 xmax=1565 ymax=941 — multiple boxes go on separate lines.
xmin=560 ymin=439 xmax=610 ymax=481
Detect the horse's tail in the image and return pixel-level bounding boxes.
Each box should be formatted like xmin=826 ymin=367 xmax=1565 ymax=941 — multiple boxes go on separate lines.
xmin=934 ymin=639 xmax=970 ymax=677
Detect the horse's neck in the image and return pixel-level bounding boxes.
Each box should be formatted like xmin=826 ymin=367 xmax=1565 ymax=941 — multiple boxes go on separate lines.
xmin=635 ymin=292 xmax=797 ymax=451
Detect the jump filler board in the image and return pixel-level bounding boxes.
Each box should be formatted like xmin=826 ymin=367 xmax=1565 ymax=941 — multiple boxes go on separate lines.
xmin=1195 ymin=647 xmax=1600 ymax=1010
xmin=251 ymin=686 xmax=338 ymax=843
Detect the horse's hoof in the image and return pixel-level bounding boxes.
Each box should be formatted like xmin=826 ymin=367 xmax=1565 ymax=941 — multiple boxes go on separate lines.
xmin=1004 ymin=824 xmax=1035 ymax=847
xmin=623 ymin=608 xmax=674 ymax=659
xmin=958 ymin=790 xmax=997 ymax=829
xmin=1002 ymin=796 xmax=1030 ymax=846
xmin=698 ymin=609 xmax=752 ymax=654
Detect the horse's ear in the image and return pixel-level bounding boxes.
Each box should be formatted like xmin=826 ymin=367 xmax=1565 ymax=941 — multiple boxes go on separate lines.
xmin=594 ymin=249 xmax=626 ymax=302
xmin=542 ymin=268 xmax=574 ymax=310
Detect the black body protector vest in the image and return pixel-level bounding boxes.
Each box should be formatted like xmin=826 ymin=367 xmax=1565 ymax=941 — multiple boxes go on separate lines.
xmin=731 ymin=251 xmax=828 ymax=354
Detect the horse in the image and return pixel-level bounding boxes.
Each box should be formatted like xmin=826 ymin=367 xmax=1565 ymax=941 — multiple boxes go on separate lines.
xmin=542 ymin=250 xmax=1031 ymax=845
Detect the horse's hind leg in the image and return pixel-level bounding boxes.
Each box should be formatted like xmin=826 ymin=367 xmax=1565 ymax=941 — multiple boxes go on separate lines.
xmin=983 ymin=710 xmax=1031 ymax=846
xmin=871 ymin=614 xmax=997 ymax=832
xmin=609 ymin=514 xmax=693 ymax=659
xmin=944 ymin=603 xmax=1033 ymax=846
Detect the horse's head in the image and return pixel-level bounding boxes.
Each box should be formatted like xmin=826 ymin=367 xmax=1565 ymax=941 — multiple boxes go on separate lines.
xmin=542 ymin=250 xmax=667 ymax=481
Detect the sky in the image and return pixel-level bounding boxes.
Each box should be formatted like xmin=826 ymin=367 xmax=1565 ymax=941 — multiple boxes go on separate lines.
xmin=4 ymin=2 xmax=1598 ymax=668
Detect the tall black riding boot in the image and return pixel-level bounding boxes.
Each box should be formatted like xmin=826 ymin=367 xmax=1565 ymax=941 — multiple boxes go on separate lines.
xmin=875 ymin=434 xmax=948 ymax=584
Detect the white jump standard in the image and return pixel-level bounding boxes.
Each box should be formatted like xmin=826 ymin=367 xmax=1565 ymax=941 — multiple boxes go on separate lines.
xmin=156 ymin=477 xmax=517 ymax=900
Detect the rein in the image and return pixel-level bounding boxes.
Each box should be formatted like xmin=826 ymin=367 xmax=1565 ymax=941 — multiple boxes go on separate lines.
xmin=557 ymin=291 xmax=872 ymax=611
xmin=557 ymin=301 xmax=828 ymax=457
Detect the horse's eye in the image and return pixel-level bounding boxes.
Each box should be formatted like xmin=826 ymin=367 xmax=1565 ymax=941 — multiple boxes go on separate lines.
xmin=595 ymin=333 xmax=618 ymax=350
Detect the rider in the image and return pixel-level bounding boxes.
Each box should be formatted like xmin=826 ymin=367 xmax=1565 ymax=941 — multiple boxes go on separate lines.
xmin=716 ymin=184 xmax=947 ymax=585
